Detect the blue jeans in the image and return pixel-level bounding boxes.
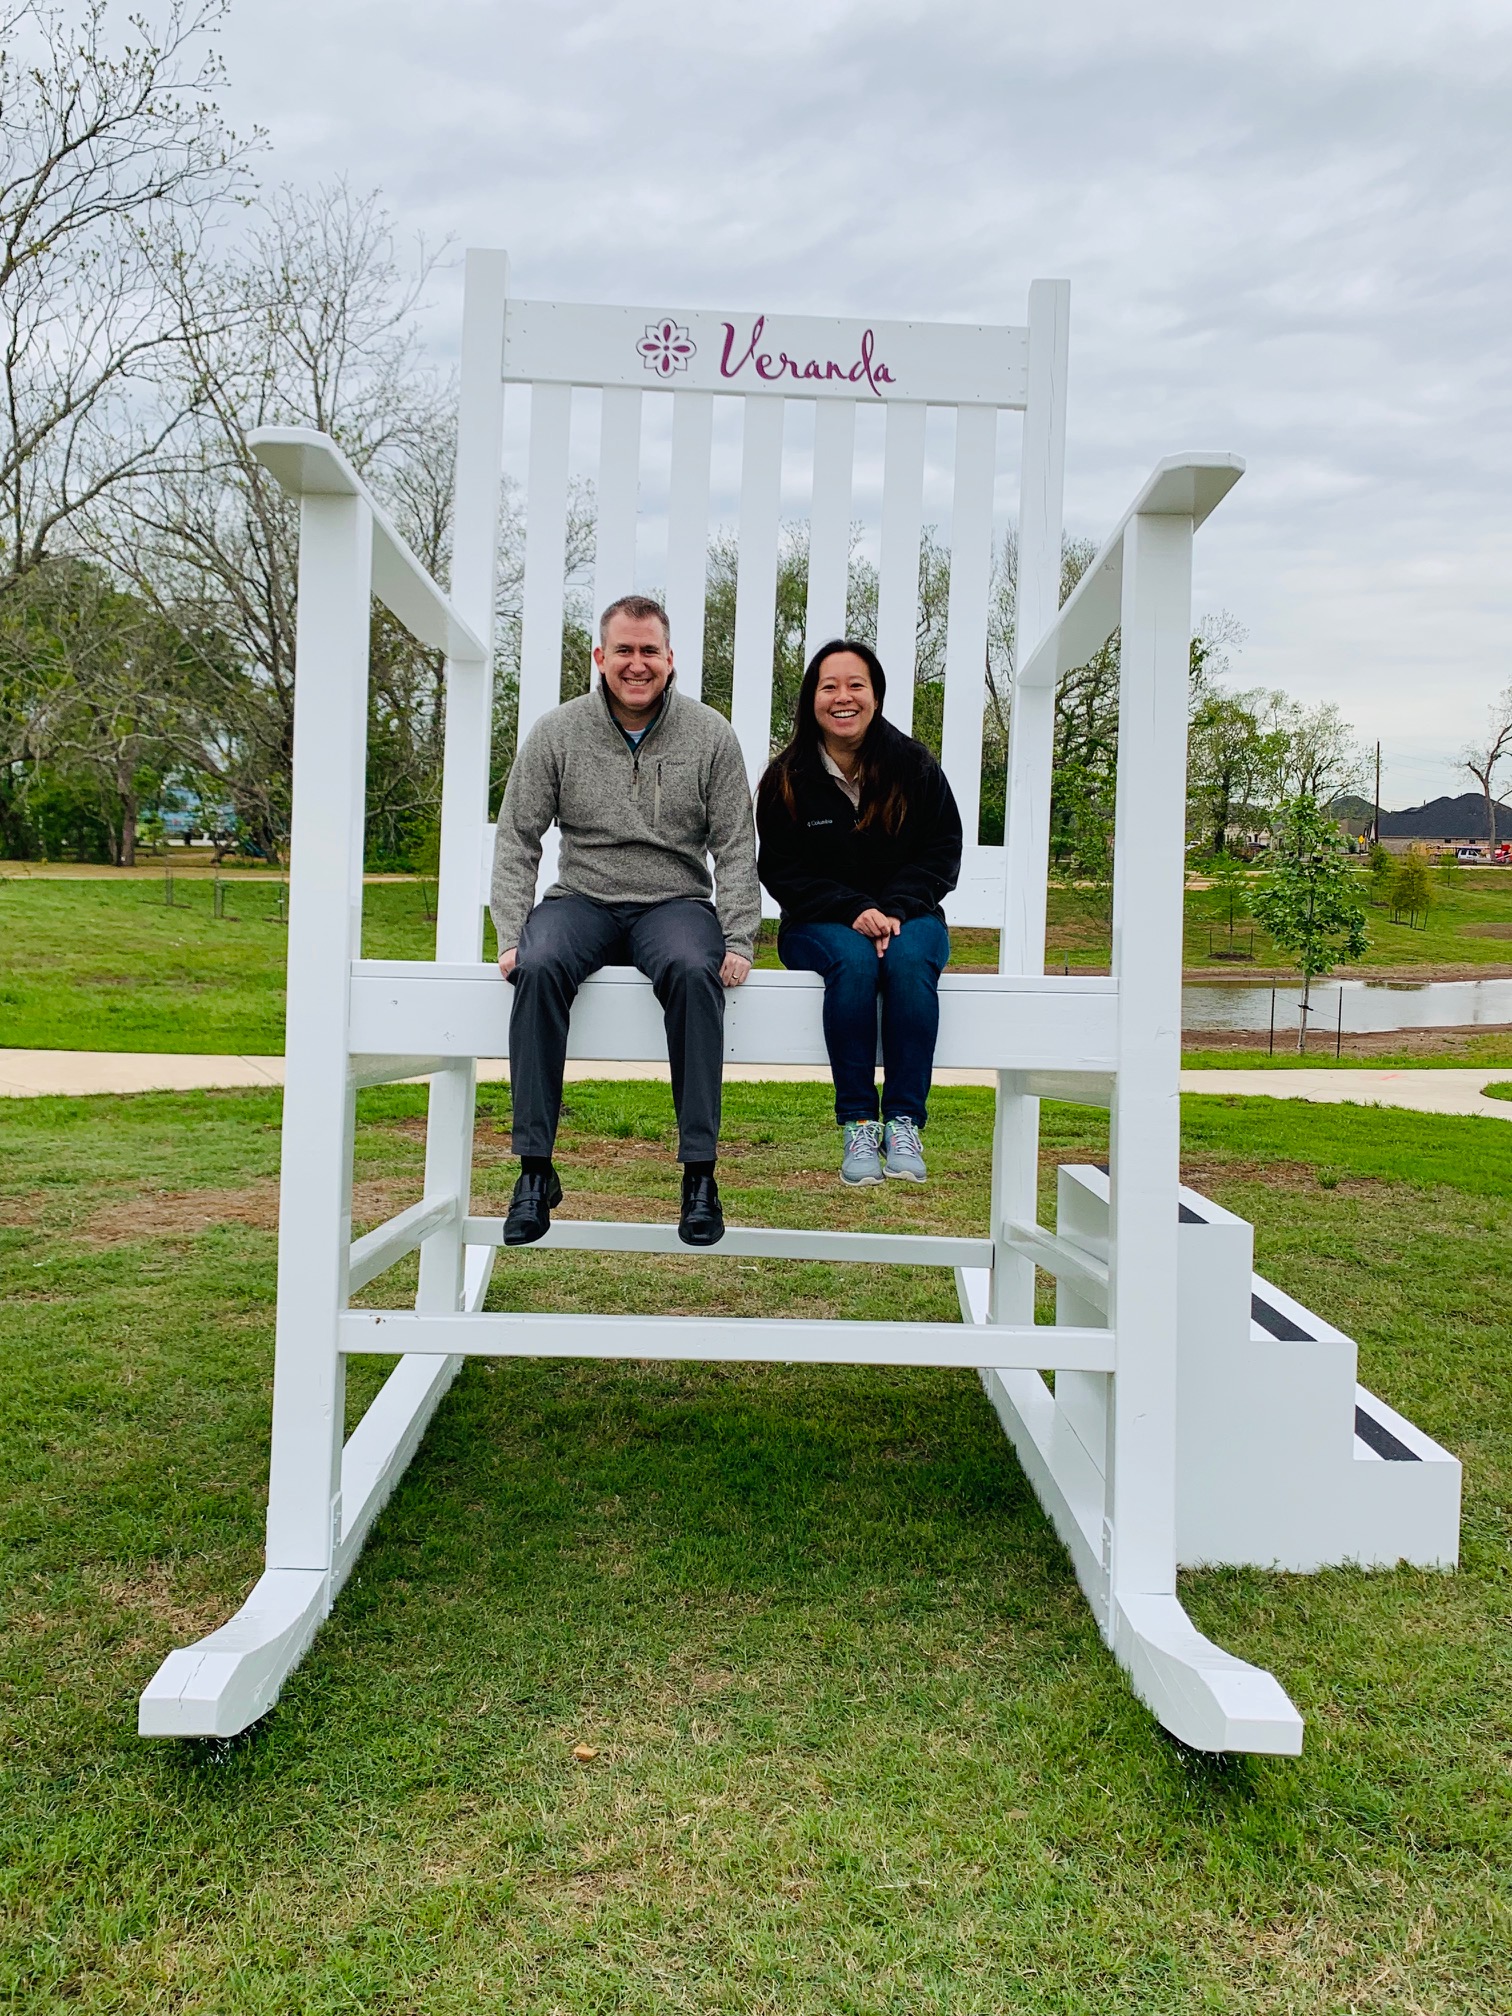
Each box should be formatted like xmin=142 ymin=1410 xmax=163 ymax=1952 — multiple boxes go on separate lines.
xmin=779 ymin=915 xmax=950 ymax=1127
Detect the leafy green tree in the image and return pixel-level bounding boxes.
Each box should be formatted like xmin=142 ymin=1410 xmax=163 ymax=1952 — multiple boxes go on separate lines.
xmin=696 ymin=519 xmax=955 ymax=766
xmin=1041 ymin=537 xmax=1116 ymax=880
xmin=698 ymin=524 xmax=811 ymax=742
xmin=1367 ymin=840 xmax=1394 ymax=906
xmin=1252 ymin=796 xmax=1369 ymax=1051
xmin=0 ymin=557 xmax=206 ymax=862
xmin=1389 ymin=845 xmax=1433 ymax=929
xmin=1187 ymin=684 xmax=1286 ymax=857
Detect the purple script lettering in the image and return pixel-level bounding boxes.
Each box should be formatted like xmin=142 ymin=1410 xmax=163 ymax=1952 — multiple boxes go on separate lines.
xmin=718 ymin=316 xmax=895 ymax=396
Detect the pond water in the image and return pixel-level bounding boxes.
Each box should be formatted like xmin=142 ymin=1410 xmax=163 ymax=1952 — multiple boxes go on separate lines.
xmin=1181 ymin=976 xmax=1512 ymax=1034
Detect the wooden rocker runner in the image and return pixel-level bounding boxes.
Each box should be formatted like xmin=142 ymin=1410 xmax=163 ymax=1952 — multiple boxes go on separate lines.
xmin=139 ymin=255 xmax=1460 ymax=1752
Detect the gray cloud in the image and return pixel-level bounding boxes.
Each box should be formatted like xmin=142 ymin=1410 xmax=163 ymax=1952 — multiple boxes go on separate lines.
xmin=222 ymin=0 xmax=1512 ymax=802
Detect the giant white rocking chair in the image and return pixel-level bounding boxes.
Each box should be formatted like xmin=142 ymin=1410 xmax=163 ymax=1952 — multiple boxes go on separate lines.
xmin=139 ymin=254 xmax=1459 ymax=1753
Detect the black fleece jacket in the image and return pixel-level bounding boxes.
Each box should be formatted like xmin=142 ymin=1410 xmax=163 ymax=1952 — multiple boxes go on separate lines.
xmin=756 ymin=720 xmax=963 ymax=929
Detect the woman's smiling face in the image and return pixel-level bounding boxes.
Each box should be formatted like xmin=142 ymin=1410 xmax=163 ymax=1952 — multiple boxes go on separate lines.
xmin=813 ymin=652 xmax=877 ymax=753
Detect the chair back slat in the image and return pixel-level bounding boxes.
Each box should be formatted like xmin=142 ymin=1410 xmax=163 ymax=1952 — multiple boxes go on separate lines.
xmin=874 ymin=401 xmax=927 ymax=736
xmin=517 ymin=383 xmax=573 ymax=746
xmin=664 ymin=390 xmax=714 ymax=700
xmin=802 ymin=399 xmax=856 ymax=662
xmin=938 ymin=404 xmax=999 ymax=850
xmin=592 ymin=388 xmax=643 ymax=633
xmin=729 ymin=397 xmax=786 ymax=787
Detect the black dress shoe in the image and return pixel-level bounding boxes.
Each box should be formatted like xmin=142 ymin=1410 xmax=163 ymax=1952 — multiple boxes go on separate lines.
xmin=503 ymin=1168 xmax=563 ymax=1246
xmin=678 ymin=1170 xmax=725 ymax=1247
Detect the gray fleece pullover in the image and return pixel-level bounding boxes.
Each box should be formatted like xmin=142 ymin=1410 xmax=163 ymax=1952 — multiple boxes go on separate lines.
xmin=490 ymin=681 xmax=761 ymax=960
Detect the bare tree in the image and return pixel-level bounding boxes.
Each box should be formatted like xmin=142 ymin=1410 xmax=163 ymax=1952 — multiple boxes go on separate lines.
xmin=1461 ymin=686 xmax=1512 ymax=848
xmin=98 ymin=180 xmax=450 ymax=859
xmin=0 ymin=0 xmax=258 ymax=588
xmin=1258 ymin=694 xmax=1364 ymax=808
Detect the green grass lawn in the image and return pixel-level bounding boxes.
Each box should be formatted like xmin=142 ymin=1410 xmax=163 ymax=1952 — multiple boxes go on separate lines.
xmin=3 ymin=1082 xmax=1509 ymax=2012
xmin=4 ymin=873 xmax=1512 ymax=1057
xmin=1040 ymin=862 xmax=1512 ymax=971
xmin=0 ymin=877 xmax=445 ymax=1053
xmin=1180 ymin=1034 xmax=1512 ymax=1071
xmin=1030 ymin=866 xmax=1512 ymax=976
xmin=1178 ymin=864 xmax=1512 ymax=975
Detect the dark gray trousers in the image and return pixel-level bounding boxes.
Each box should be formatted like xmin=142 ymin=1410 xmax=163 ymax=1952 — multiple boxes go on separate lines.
xmin=508 ymin=893 xmax=726 ymax=1162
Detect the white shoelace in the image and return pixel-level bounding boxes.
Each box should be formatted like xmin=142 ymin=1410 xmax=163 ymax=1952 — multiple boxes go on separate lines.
xmin=887 ymin=1117 xmax=923 ymax=1158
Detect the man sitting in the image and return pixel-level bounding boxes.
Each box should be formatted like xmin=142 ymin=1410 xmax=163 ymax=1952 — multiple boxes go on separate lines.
xmin=491 ymin=594 xmax=759 ymax=1247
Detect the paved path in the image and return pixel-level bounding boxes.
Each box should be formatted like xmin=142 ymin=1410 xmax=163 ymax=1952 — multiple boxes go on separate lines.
xmin=1177 ymin=1066 xmax=1511 ymax=1119
xmin=0 ymin=1050 xmax=286 ymax=1096
xmin=1 ymin=1050 xmax=1508 ymax=1119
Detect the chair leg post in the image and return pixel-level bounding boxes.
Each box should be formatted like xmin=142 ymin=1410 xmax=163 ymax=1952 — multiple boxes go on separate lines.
xmin=417 ymin=1061 xmax=475 ymax=1315
xmin=1096 ymin=508 xmax=1303 ymax=1754
xmin=1105 ymin=509 xmax=1191 ymax=1613
xmin=140 ymin=490 xmax=374 ymax=1737
xmin=265 ymin=1083 xmax=356 ymax=1575
xmin=988 ymin=1080 xmax=1038 ymax=1325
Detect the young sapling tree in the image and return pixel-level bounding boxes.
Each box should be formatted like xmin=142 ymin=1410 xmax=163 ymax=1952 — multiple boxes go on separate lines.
xmin=1390 ymin=846 xmax=1433 ymax=930
xmin=1207 ymin=848 xmax=1253 ymax=959
xmin=1253 ymin=797 xmax=1369 ymax=1052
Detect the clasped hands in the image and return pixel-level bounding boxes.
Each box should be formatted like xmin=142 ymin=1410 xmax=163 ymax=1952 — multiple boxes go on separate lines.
xmin=852 ymin=907 xmax=904 ymax=957
xmin=498 ymin=945 xmax=751 ymax=987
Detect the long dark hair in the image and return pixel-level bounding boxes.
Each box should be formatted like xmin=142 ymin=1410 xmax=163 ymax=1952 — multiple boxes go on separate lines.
xmin=761 ymin=638 xmax=911 ymax=835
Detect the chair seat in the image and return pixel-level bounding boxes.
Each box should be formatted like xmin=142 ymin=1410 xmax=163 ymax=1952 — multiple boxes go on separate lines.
xmin=348 ymin=960 xmax=1119 ymax=1073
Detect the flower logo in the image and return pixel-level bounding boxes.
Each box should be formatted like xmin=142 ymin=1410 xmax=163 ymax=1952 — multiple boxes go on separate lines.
xmin=636 ymin=317 xmax=696 ymax=378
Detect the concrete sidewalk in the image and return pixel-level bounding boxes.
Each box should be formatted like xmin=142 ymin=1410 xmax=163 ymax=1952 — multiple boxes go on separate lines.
xmin=1177 ymin=1066 xmax=1512 ymax=1120
xmin=1 ymin=1049 xmax=1508 ymax=1119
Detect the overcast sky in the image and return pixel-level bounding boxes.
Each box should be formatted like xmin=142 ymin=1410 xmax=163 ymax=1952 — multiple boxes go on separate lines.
xmin=220 ymin=0 xmax=1512 ymax=808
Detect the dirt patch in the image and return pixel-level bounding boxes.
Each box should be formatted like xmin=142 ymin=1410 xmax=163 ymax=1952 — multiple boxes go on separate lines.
xmin=1044 ymin=1147 xmax=1380 ymax=1196
xmin=95 ymin=1564 xmax=231 ymax=1641
xmin=83 ymin=1176 xmax=416 ymax=1245
xmin=1460 ymin=923 xmax=1512 ymax=939
xmin=0 ymin=1194 xmax=44 ymax=1229
xmin=1187 ymin=962 xmax=1512 ymax=982
xmin=348 ymin=1180 xmax=425 ymax=1234
xmin=83 ymin=1183 xmax=278 ymax=1243
xmin=1184 ymin=1022 xmax=1512 ymax=1058
xmin=556 ymin=1135 xmax=675 ymax=1168
xmin=546 ymin=1192 xmax=673 ymax=1224
xmin=1180 ymin=1158 xmax=1381 ymax=1197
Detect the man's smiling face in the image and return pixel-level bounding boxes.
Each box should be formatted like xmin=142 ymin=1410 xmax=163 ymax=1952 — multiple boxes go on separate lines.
xmin=594 ymin=612 xmax=673 ymax=728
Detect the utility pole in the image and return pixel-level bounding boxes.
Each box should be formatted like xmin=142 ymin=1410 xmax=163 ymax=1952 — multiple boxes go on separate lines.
xmin=1371 ymin=740 xmax=1381 ymax=846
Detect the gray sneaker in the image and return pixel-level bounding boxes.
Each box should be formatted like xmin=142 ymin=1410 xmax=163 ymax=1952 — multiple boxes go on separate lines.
xmin=883 ymin=1116 xmax=927 ymax=1182
xmin=840 ymin=1119 xmax=885 ymax=1186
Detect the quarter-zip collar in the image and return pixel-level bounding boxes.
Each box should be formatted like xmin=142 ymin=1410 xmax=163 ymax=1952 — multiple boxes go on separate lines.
xmin=598 ymin=674 xmax=674 ymax=755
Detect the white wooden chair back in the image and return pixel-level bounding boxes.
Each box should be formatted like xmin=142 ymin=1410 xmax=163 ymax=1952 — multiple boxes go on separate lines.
xmin=484 ymin=279 xmax=1069 ymax=927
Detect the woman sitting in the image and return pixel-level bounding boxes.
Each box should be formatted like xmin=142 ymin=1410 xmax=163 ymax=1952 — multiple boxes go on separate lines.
xmin=756 ymin=640 xmax=962 ymax=1186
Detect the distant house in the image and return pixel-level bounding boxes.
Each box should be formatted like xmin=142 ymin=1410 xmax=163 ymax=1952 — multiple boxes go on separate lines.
xmin=1375 ymin=793 xmax=1512 ymax=854
xmin=1327 ymin=793 xmax=1375 ymax=842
